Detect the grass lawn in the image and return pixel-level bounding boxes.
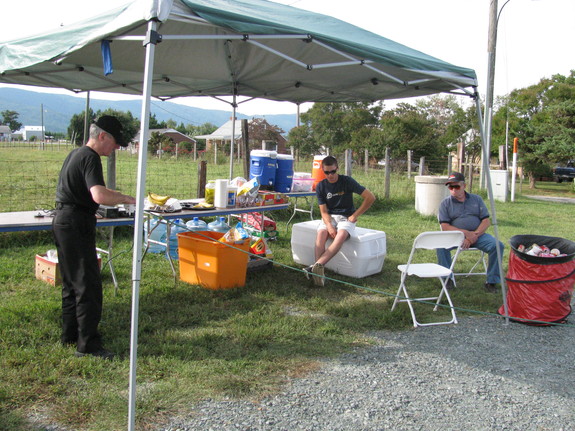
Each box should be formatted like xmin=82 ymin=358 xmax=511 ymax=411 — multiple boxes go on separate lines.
xmin=1 ymin=149 xmax=575 ymax=430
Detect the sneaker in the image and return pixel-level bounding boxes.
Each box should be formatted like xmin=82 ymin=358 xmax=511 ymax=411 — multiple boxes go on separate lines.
xmin=311 ymin=263 xmax=325 ymax=287
xmin=75 ymin=348 xmax=115 ymax=360
xmin=484 ymin=282 xmax=498 ymax=293
xmin=303 ymin=265 xmax=313 ymax=280
xmin=445 ymin=278 xmax=456 ymax=290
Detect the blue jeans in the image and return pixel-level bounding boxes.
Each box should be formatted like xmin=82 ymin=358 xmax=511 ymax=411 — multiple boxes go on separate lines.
xmin=436 ymin=233 xmax=504 ymax=284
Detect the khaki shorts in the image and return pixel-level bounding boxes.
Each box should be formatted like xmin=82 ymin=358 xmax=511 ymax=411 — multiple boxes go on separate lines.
xmin=317 ymin=215 xmax=356 ymax=236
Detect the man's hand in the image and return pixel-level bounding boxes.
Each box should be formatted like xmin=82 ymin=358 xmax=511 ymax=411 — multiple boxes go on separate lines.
xmin=464 ymin=230 xmax=480 ymax=247
xmin=327 ymin=224 xmax=337 ymax=239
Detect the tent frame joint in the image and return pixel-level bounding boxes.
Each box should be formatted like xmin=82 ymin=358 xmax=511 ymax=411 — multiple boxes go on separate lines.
xmin=144 ymin=30 xmax=162 ymax=47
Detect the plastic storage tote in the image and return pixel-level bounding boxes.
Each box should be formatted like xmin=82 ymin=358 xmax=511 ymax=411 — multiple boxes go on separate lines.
xmin=177 ymin=231 xmax=251 ymax=289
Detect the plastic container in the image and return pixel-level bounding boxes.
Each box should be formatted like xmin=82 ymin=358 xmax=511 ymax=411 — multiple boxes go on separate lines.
xmin=207 ymin=217 xmax=231 ymax=233
xmin=292 ymin=172 xmax=314 ymax=192
xmin=291 ymin=220 xmax=386 ymax=278
xmin=274 ymin=154 xmax=294 ymax=193
xmin=186 ymin=217 xmax=208 ymax=231
xmin=250 ymin=150 xmax=277 ymax=188
xmin=414 ymin=175 xmax=449 ymax=216
xmin=204 ymin=180 xmax=215 ymax=204
xmin=168 ymin=219 xmax=187 ymax=259
xmin=144 ymin=218 xmax=167 ymax=253
xmin=311 ymin=155 xmax=327 ymax=191
xmin=227 ymin=186 xmax=237 ymax=208
xmin=177 ymin=231 xmax=251 ymax=289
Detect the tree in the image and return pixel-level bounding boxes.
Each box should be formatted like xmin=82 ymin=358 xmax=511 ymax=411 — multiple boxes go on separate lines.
xmin=379 ymin=103 xmax=442 ymax=162
xmin=495 ymin=72 xmax=575 ymax=188
xmin=247 ymin=118 xmax=284 ymax=149
xmin=68 ymin=108 xmax=139 ymax=146
xmin=1 ymin=110 xmax=22 ymax=132
xmin=298 ymin=102 xmax=380 ymax=156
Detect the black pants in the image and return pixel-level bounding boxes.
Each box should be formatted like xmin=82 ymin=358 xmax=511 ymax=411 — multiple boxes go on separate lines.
xmin=52 ymin=208 xmax=103 ymax=353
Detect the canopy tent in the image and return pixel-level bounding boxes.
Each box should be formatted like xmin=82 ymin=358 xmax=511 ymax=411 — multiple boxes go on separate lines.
xmin=0 ymin=0 xmax=506 ymax=429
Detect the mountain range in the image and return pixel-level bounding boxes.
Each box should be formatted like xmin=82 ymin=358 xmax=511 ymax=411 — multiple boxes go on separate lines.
xmin=0 ymin=87 xmax=298 ymax=135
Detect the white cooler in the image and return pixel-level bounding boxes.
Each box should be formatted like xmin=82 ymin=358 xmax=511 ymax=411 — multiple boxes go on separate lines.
xmin=291 ymin=220 xmax=386 ymax=278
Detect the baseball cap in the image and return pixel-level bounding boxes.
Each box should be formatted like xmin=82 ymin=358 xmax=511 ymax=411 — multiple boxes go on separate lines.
xmin=94 ymin=115 xmax=127 ymax=147
xmin=445 ymin=172 xmax=465 ymax=184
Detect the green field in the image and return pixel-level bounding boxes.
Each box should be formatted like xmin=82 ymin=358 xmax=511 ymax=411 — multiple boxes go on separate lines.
xmin=1 ymin=146 xmax=574 ymax=430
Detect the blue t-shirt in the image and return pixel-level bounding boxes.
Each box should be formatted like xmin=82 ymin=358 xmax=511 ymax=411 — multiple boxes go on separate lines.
xmin=438 ymin=192 xmax=490 ymax=231
xmin=316 ymin=175 xmax=366 ymax=216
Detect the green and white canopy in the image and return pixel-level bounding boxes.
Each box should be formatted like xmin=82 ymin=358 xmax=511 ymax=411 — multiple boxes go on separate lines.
xmin=0 ymin=2 xmax=492 ymax=430
xmin=0 ymin=0 xmax=477 ymax=103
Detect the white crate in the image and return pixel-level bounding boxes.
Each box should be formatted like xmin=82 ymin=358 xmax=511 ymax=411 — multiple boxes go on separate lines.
xmin=291 ymin=220 xmax=386 ymax=278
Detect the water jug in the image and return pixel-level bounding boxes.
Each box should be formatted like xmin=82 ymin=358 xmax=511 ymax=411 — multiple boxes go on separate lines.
xmin=208 ymin=216 xmax=231 ymax=233
xmin=186 ymin=217 xmax=208 ymax=231
xmin=168 ymin=219 xmax=187 ymax=259
xmin=144 ymin=218 xmax=167 ymax=253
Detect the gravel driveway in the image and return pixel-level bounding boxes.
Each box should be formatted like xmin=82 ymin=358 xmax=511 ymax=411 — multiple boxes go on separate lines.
xmin=166 ymin=315 xmax=575 ymax=431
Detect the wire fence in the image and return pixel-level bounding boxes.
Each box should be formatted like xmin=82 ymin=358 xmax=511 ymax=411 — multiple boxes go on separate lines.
xmin=0 ymin=144 xmax=454 ymax=212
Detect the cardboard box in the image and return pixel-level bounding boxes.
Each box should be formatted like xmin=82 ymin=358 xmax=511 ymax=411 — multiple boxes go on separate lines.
xmin=35 ymin=253 xmax=102 ymax=286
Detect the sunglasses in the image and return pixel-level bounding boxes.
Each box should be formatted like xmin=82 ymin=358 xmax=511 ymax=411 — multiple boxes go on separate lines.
xmin=447 ymin=184 xmax=461 ymax=190
xmin=323 ymin=169 xmax=338 ymax=175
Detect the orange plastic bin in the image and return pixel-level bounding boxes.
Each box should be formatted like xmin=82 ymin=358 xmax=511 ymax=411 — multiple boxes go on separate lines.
xmin=177 ymin=231 xmax=251 ymax=289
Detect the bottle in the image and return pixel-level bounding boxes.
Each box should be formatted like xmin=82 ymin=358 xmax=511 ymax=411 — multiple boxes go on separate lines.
xmin=144 ymin=218 xmax=167 ymax=254
xmin=208 ymin=216 xmax=231 ymax=233
xmin=168 ymin=219 xmax=187 ymax=259
xmin=186 ymin=217 xmax=208 ymax=231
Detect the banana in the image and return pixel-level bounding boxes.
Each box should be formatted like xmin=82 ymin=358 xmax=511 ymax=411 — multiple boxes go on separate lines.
xmin=148 ymin=192 xmax=171 ymax=206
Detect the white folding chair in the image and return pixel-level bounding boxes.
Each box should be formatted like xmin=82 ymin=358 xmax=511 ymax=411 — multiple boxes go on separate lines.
xmin=391 ymin=231 xmax=465 ymax=328
xmin=453 ymin=247 xmax=487 ymax=278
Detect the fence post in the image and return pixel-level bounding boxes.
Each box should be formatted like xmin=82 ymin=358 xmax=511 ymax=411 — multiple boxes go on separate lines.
xmin=407 ymin=150 xmax=412 ymax=178
xmin=419 ymin=156 xmax=425 ymax=176
xmin=107 ymin=151 xmax=116 ymax=190
xmin=447 ymin=154 xmax=453 ymax=175
xmin=344 ymin=149 xmax=352 ymax=176
xmin=364 ymin=149 xmax=368 ymax=174
xmin=197 ymin=161 xmax=207 ymax=198
xmin=384 ymin=146 xmax=390 ymax=199
xmin=241 ymin=119 xmax=250 ymax=179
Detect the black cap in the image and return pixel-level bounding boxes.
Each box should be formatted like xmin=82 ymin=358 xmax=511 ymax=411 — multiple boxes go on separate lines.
xmin=94 ymin=115 xmax=127 ymax=147
xmin=445 ymin=172 xmax=465 ymax=184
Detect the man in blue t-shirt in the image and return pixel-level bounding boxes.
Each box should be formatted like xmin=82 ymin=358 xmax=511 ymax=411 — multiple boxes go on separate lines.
xmin=437 ymin=172 xmax=504 ymax=293
xmin=305 ymin=156 xmax=375 ymax=286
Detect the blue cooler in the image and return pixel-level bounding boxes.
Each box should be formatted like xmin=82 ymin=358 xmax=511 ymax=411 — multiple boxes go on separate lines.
xmin=274 ymin=154 xmax=294 ymax=193
xmin=250 ymin=150 xmax=277 ymax=188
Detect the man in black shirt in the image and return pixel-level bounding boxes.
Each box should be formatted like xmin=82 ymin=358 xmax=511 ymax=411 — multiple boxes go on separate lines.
xmin=305 ymin=156 xmax=375 ymax=286
xmin=53 ymin=115 xmax=135 ymax=359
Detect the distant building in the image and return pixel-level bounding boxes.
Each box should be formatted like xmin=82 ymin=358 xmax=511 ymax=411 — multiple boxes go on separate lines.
xmin=195 ymin=118 xmax=287 ymax=154
xmin=0 ymin=125 xmax=12 ymax=142
xmin=15 ymin=125 xmax=45 ymax=141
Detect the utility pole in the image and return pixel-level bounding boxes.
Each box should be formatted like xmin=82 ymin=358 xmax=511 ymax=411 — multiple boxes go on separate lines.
xmin=482 ymin=0 xmax=499 ymax=189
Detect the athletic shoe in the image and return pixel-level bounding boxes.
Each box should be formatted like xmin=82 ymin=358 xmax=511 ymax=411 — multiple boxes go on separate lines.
xmin=311 ymin=263 xmax=325 ymax=287
xmin=303 ymin=265 xmax=313 ymax=280
xmin=445 ymin=278 xmax=456 ymax=290
xmin=75 ymin=348 xmax=115 ymax=360
xmin=484 ymin=282 xmax=498 ymax=293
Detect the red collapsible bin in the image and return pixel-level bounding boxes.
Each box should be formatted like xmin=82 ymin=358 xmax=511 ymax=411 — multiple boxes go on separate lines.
xmin=499 ymin=235 xmax=575 ymax=325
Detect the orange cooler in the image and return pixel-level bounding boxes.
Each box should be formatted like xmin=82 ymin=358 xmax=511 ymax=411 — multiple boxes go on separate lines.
xmin=312 ymin=155 xmax=326 ymax=190
xmin=177 ymin=231 xmax=251 ymax=289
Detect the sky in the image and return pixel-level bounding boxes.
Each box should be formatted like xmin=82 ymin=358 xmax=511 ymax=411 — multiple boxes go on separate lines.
xmin=1 ymin=0 xmax=574 ymax=117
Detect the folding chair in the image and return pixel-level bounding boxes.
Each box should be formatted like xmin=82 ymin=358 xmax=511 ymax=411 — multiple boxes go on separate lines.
xmin=391 ymin=231 xmax=465 ymax=328
xmin=453 ymin=247 xmax=487 ymax=278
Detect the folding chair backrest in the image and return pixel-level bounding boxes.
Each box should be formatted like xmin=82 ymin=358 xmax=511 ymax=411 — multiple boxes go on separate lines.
xmin=413 ymin=231 xmax=464 ymax=250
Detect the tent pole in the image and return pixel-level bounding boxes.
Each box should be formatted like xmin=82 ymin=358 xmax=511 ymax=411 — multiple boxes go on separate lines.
xmin=229 ymin=95 xmax=237 ymax=180
xmin=83 ymin=91 xmax=90 ymax=145
xmin=474 ymin=91 xmax=509 ymax=324
xmin=128 ymin=20 xmax=158 ymax=431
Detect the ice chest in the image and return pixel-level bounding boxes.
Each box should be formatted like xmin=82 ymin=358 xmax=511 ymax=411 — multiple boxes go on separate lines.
xmin=35 ymin=253 xmax=101 ymax=286
xmin=291 ymin=220 xmax=386 ymax=278
xmin=177 ymin=231 xmax=251 ymax=289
